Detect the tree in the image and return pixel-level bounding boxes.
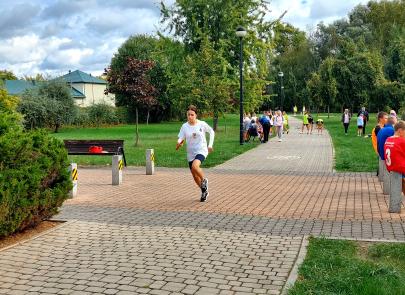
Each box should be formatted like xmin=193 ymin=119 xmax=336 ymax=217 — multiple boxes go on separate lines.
xmin=0 ymin=70 xmax=17 ymax=87
xmin=160 ymin=0 xmax=273 ymax=66
xmin=110 ymin=34 xmax=172 ymax=123
xmin=105 ymin=57 xmax=157 ymax=146
xmin=18 ymin=81 xmax=76 ymax=132
xmin=319 ymin=57 xmax=337 ymax=117
xmin=0 ymin=70 xmax=17 ymax=81
xmin=306 ymin=72 xmax=323 ymax=115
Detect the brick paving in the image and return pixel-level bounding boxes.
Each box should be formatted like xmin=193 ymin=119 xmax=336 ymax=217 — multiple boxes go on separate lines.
xmin=1 ymin=116 xmax=404 ymax=294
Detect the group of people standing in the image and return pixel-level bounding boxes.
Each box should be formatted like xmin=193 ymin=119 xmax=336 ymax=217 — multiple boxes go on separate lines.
xmin=371 ymin=110 xmax=405 ymax=195
xmin=341 ymin=107 xmax=370 ymax=136
xmin=301 ymin=111 xmax=324 ymax=135
xmin=243 ymin=110 xmax=289 ymax=143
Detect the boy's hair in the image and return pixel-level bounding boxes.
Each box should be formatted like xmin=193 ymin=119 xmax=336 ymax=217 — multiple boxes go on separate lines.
xmin=388 ymin=117 xmax=396 ymax=125
xmin=394 ymin=120 xmax=405 ymax=131
xmin=377 ymin=111 xmax=388 ymax=120
xmin=187 ymin=105 xmax=198 ymax=114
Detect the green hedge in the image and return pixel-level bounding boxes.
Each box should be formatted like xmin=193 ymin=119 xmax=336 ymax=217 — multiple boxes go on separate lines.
xmin=0 ymin=91 xmax=71 ymax=237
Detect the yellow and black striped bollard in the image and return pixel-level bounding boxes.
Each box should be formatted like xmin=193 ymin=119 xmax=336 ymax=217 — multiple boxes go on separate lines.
xmin=69 ymin=163 xmax=78 ymax=198
xmin=112 ymin=155 xmax=123 ymax=185
xmin=146 ymin=149 xmax=155 ymax=175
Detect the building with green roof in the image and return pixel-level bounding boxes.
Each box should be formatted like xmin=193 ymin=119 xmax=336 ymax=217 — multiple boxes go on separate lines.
xmin=3 ymin=70 xmax=115 ymax=107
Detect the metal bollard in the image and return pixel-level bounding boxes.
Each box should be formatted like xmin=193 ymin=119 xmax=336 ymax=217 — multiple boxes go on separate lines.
xmin=146 ymin=149 xmax=155 ymax=175
xmin=389 ymin=172 xmax=402 ymax=213
xmin=383 ymin=163 xmax=390 ymax=195
xmin=112 ymin=155 xmax=123 ymax=185
xmin=69 ymin=163 xmax=78 ymax=198
xmin=378 ymin=159 xmax=384 ymax=182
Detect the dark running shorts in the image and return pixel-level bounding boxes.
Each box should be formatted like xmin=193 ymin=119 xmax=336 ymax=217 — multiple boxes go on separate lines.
xmin=189 ymin=154 xmax=206 ymax=169
xmin=358 ymin=126 xmax=363 ymax=129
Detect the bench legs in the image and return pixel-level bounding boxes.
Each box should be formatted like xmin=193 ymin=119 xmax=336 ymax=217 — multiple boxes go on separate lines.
xmin=389 ymin=172 xmax=403 ymax=213
xmin=112 ymin=155 xmax=123 ymax=185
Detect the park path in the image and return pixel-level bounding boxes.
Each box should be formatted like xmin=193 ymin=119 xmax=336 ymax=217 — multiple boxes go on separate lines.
xmin=215 ymin=116 xmax=333 ymax=173
xmin=0 ymin=116 xmax=404 ymax=295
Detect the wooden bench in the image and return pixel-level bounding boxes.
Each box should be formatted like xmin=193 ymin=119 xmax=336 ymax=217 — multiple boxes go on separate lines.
xmin=63 ymin=140 xmax=127 ymax=166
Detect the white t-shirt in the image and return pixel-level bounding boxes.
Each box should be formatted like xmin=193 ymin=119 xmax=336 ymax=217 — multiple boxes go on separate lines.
xmin=178 ymin=120 xmax=215 ymax=162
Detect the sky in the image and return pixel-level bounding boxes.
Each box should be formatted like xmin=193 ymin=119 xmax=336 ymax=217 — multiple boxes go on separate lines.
xmin=0 ymin=0 xmax=369 ymax=78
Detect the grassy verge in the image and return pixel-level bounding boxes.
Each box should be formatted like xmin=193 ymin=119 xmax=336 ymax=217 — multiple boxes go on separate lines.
xmin=299 ymin=113 xmax=378 ymax=172
xmin=288 ymin=237 xmax=405 ymax=295
xmin=52 ymin=114 xmax=260 ymax=167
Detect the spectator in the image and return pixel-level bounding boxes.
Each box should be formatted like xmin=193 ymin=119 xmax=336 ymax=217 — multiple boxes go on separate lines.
xmin=357 ymin=114 xmax=364 ymax=136
xmin=273 ymin=110 xmax=284 ymax=142
xmin=316 ymin=118 xmax=324 ymax=135
xmin=259 ymin=111 xmax=271 ymax=143
xmin=307 ymin=111 xmax=314 ymax=134
xmin=371 ymin=112 xmax=388 ymax=155
xmin=282 ymin=111 xmax=289 ymax=134
xmin=341 ymin=109 xmax=351 ymax=135
xmin=243 ymin=113 xmax=251 ymax=142
xmin=301 ymin=111 xmax=309 ymax=134
xmin=377 ymin=117 xmax=397 ymax=160
xmin=357 ymin=106 xmax=369 ymax=136
xmin=384 ymin=120 xmax=405 ymax=195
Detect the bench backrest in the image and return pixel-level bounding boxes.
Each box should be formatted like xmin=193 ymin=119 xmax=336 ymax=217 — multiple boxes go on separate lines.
xmin=64 ymin=140 xmax=124 ymax=154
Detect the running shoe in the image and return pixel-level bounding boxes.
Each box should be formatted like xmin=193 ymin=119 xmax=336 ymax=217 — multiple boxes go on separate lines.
xmin=200 ymin=190 xmax=209 ymax=202
xmin=201 ymin=178 xmax=208 ymax=192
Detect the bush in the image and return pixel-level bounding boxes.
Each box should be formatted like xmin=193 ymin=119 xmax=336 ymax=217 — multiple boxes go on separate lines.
xmin=0 ymin=97 xmax=71 ymax=237
xmin=18 ymin=81 xmax=76 ymax=132
xmin=87 ymin=103 xmax=119 ymax=126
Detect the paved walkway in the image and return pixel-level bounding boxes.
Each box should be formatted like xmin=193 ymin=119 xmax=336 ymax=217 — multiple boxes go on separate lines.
xmin=0 ymin=116 xmax=404 ymax=295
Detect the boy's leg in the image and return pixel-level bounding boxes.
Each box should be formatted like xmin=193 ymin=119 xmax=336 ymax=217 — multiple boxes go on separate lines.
xmin=190 ymin=160 xmax=204 ymax=187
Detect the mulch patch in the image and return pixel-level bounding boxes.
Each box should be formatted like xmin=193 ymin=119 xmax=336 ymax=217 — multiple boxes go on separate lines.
xmin=0 ymin=220 xmax=65 ymax=250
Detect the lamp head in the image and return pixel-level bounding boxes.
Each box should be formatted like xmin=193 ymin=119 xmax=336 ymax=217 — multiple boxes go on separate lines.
xmin=236 ymin=26 xmax=247 ymax=38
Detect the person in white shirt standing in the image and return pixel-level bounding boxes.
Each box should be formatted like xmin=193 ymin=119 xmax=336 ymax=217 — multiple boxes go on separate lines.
xmin=176 ymin=105 xmax=215 ymax=202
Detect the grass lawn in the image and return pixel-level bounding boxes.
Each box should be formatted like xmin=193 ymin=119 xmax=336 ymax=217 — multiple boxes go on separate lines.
xmin=309 ymin=113 xmax=378 ymax=172
xmin=288 ymin=237 xmax=405 ymax=295
xmin=52 ymin=114 xmax=260 ymax=167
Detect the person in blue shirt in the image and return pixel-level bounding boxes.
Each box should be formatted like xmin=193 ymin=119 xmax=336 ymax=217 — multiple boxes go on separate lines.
xmin=377 ymin=117 xmax=397 ymax=160
xmin=259 ymin=111 xmax=271 ymax=143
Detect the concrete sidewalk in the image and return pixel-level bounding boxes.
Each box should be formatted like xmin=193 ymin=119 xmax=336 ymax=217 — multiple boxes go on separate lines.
xmin=0 ymin=115 xmax=404 ymax=295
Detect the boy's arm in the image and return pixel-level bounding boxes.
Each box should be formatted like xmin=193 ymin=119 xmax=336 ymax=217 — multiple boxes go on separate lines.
xmin=204 ymin=122 xmax=215 ymax=152
xmin=176 ymin=126 xmax=185 ymax=150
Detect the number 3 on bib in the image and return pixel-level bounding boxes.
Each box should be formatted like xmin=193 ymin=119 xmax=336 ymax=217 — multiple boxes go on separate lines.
xmin=385 ymin=148 xmax=392 ymax=166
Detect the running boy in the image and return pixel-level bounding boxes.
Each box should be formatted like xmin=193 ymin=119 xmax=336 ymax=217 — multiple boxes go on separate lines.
xmin=176 ymin=105 xmax=215 ymax=202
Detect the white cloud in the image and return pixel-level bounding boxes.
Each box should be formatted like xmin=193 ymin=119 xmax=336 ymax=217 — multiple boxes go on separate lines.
xmin=268 ymin=0 xmax=369 ymax=31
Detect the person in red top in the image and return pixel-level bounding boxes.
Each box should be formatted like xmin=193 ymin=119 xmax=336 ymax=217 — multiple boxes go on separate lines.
xmin=384 ymin=121 xmax=405 ymax=195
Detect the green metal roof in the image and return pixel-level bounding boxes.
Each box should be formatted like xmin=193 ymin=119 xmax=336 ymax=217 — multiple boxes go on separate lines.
xmin=5 ymin=80 xmax=38 ymax=95
xmin=70 ymin=86 xmax=85 ymax=98
xmin=4 ymin=80 xmax=85 ymax=98
xmin=59 ymin=70 xmax=107 ymax=84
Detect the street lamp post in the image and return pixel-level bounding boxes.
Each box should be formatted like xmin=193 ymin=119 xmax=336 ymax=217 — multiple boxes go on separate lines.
xmin=278 ymin=71 xmax=284 ymax=111
xmin=236 ymin=26 xmax=247 ymax=145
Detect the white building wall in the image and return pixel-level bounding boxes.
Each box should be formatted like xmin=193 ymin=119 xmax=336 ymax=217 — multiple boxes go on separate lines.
xmin=72 ymin=83 xmax=115 ymax=107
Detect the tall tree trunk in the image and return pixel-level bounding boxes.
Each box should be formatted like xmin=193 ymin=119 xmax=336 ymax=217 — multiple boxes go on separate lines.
xmin=223 ymin=115 xmax=227 ymax=134
xmin=213 ymin=114 xmax=218 ymax=131
xmin=135 ymin=107 xmax=139 ymax=146
xmin=146 ymin=109 xmax=150 ymax=125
